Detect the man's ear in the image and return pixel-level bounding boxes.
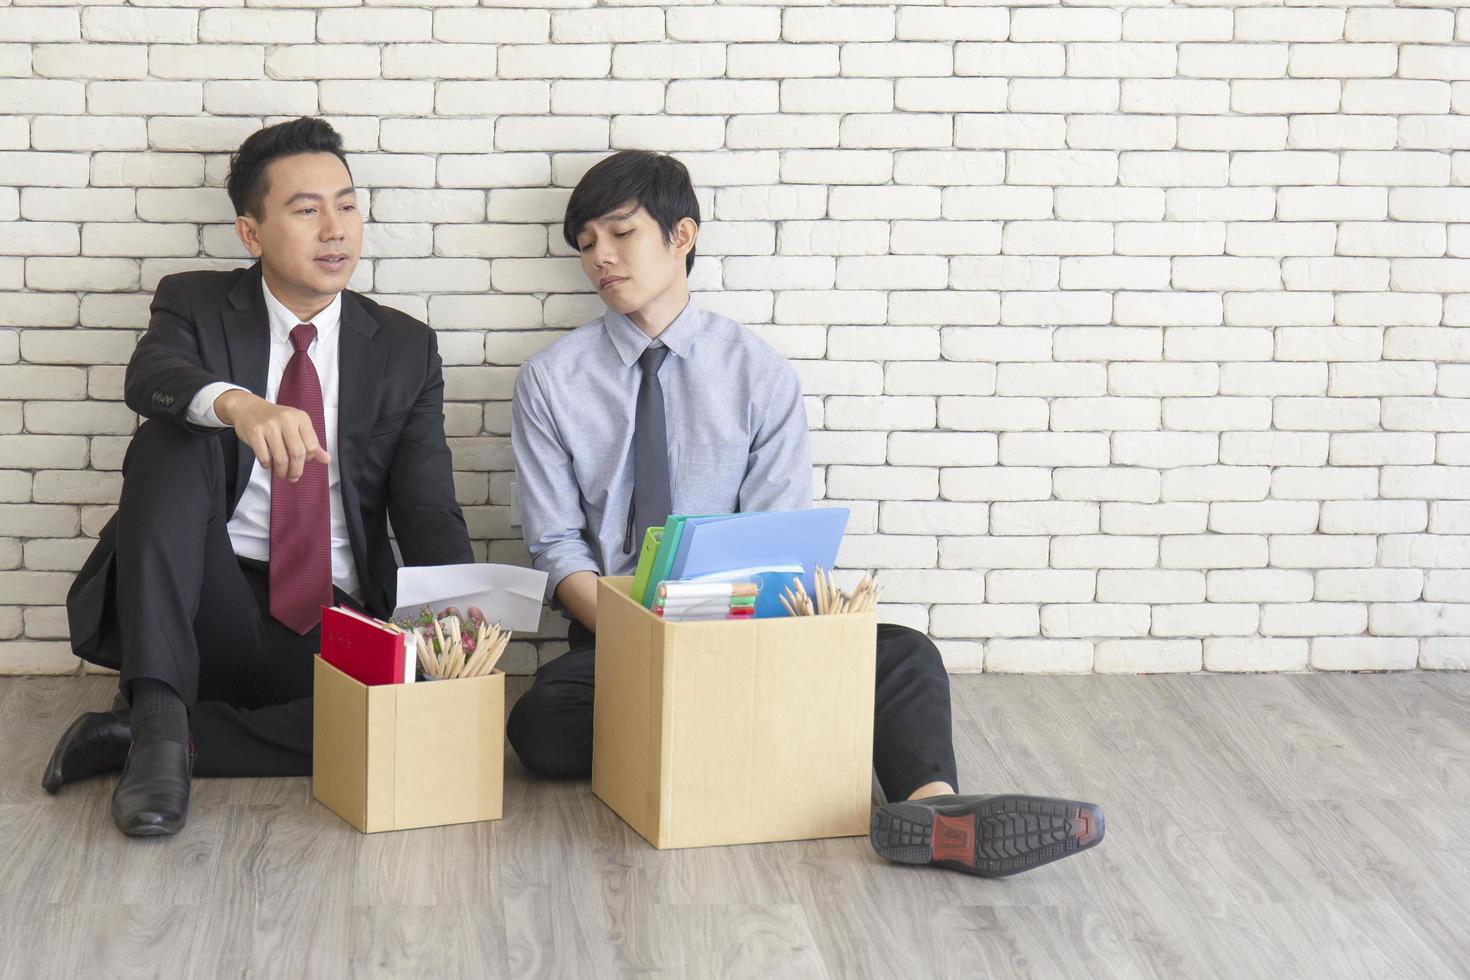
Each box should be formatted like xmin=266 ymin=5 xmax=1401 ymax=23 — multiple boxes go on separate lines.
xmin=235 ymin=214 xmax=263 ymax=258
xmin=673 ymin=217 xmax=698 ymax=257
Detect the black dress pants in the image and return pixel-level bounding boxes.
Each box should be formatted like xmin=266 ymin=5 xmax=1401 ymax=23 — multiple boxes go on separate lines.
xmin=92 ymin=419 xmax=357 ymax=777
xmin=506 ymin=618 xmax=960 ymax=802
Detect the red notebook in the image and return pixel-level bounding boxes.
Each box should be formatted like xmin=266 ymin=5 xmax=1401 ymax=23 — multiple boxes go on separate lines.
xmin=320 ymin=606 xmax=405 ymax=686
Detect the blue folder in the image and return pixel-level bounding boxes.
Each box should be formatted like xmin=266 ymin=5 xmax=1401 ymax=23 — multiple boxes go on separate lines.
xmin=668 ymin=507 xmax=850 ymax=618
xmin=665 ymin=514 xmax=742 ymax=588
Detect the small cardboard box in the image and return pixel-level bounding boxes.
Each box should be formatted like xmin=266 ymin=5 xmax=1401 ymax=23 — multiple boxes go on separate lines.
xmin=592 ymin=576 xmax=876 ymax=850
xmin=312 ymin=657 xmax=504 ymax=833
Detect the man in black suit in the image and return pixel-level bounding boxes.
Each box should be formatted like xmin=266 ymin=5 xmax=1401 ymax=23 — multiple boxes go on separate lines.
xmin=44 ymin=117 xmax=472 ymax=837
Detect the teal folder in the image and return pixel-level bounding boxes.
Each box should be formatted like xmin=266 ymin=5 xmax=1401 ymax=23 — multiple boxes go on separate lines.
xmin=641 ymin=515 xmax=697 ymax=608
xmin=641 ymin=513 xmax=732 ymax=608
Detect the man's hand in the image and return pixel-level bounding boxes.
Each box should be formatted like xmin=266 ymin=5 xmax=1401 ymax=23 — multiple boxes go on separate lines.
xmin=214 ymin=389 xmax=330 ymax=483
xmin=442 ymin=606 xmax=487 ymax=627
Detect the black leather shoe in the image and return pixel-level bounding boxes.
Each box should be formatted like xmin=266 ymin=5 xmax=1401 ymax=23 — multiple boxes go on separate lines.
xmin=41 ymin=705 xmax=132 ymax=795
xmin=110 ymin=738 xmax=195 ymax=837
xmin=870 ymin=794 xmax=1104 ymax=878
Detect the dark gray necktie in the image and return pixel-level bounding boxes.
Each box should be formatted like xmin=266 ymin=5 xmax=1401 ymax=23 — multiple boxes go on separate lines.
xmin=626 ymin=343 xmax=671 ymax=554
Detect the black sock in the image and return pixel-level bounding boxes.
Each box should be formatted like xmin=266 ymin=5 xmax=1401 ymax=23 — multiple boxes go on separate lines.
xmin=130 ymin=678 xmax=188 ymax=745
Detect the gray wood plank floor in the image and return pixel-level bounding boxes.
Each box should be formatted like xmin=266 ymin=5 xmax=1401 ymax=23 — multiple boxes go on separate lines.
xmin=1 ymin=672 xmax=1467 ymax=980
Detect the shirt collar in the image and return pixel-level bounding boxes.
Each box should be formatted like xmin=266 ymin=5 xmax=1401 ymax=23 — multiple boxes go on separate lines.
xmin=261 ymin=278 xmax=342 ymax=347
xmin=603 ymin=298 xmax=702 ymax=367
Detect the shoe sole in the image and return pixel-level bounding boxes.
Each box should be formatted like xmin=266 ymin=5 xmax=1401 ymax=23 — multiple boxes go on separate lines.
xmin=870 ymin=795 xmax=1103 ymax=878
xmin=119 ymin=821 xmax=181 ymax=838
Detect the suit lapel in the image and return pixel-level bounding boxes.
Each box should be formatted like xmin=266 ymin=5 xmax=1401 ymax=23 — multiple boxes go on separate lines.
xmin=336 ymin=291 xmax=385 ymax=596
xmin=221 ymin=264 xmax=270 ymax=506
xmin=336 ymin=290 xmax=385 ymax=508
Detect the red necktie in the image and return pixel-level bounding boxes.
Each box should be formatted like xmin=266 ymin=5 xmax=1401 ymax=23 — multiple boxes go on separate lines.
xmin=269 ymin=323 xmax=332 ymax=634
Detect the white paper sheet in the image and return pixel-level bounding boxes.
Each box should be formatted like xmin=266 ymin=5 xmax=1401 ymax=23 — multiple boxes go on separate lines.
xmin=393 ymin=563 xmax=548 ymax=634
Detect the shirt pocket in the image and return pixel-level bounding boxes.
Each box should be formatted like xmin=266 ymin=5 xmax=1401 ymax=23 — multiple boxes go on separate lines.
xmin=680 ymin=439 xmax=747 ymax=467
xmin=677 ymin=439 xmax=748 ymax=512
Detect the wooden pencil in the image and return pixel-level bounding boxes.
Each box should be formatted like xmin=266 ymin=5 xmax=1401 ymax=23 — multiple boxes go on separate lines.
xmin=481 ymin=632 xmax=511 ymax=674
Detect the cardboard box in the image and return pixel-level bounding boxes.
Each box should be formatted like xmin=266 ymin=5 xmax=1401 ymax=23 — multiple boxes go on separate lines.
xmin=592 ymin=576 xmax=876 ymax=850
xmin=312 ymin=657 xmax=504 ymax=833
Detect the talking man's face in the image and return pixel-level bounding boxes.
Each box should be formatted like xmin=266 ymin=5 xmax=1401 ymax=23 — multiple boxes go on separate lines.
xmin=235 ymin=151 xmax=362 ymax=309
xmin=575 ymin=202 xmax=695 ymax=316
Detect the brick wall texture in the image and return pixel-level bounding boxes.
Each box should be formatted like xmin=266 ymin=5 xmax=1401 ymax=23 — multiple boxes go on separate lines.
xmin=3 ymin=1 xmax=1470 ymax=675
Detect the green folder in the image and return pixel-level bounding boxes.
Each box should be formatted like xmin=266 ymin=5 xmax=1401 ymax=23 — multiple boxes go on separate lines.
xmin=629 ymin=526 xmax=663 ymax=606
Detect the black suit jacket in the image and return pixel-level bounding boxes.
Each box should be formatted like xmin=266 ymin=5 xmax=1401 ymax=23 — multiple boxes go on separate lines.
xmin=68 ymin=263 xmax=473 ymax=665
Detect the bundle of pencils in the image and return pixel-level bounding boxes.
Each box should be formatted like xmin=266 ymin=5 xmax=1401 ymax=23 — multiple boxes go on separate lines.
xmin=390 ymin=605 xmax=511 ymax=680
xmin=780 ymin=567 xmax=881 ymax=617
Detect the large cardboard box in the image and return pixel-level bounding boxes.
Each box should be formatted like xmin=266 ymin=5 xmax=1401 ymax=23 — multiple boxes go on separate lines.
xmin=312 ymin=657 xmax=504 ymax=833
xmin=592 ymin=576 xmax=877 ymax=849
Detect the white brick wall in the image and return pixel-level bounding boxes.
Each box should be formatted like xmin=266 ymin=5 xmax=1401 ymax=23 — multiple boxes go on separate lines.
xmin=2 ymin=2 xmax=1467 ymax=676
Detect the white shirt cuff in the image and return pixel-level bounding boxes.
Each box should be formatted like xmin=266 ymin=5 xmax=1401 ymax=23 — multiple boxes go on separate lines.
xmin=187 ymin=381 xmax=247 ymax=428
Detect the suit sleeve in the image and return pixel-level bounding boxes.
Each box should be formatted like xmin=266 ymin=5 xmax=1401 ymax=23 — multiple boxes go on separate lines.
xmin=739 ymin=356 xmax=814 ymax=512
xmin=386 ymin=328 xmax=474 ymax=567
xmin=124 ymin=273 xmax=231 ymax=428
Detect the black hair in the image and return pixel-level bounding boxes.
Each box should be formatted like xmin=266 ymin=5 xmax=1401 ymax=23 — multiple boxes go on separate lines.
xmin=563 ymin=150 xmax=700 ymax=275
xmin=226 ymin=117 xmax=352 ymax=219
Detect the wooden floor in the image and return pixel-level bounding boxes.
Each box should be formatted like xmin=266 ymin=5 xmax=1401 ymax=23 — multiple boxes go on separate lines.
xmin=1 ymin=672 xmax=1467 ymax=980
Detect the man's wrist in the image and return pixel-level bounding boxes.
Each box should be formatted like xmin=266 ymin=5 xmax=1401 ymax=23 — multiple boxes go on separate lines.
xmin=213 ymin=388 xmax=251 ymax=425
xmin=185 ymin=381 xmax=247 ymax=428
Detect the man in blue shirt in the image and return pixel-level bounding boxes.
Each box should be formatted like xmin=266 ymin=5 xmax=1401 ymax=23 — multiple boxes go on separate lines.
xmin=510 ymin=150 xmax=1103 ymax=878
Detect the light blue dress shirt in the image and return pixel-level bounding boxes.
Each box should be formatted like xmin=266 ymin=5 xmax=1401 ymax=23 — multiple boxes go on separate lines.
xmin=511 ymin=299 xmax=813 ymax=600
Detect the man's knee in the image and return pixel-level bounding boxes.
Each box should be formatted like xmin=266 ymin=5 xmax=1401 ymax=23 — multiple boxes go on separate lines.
xmin=878 ymin=623 xmax=940 ymax=658
xmin=877 ymin=623 xmax=949 ymax=681
xmin=119 ymin=420 xmax=226 ymax=512
xmin=125 ymin=419 xmax=222 ymax=474
xmin=506 ymin=683 xmax=591 ymax=778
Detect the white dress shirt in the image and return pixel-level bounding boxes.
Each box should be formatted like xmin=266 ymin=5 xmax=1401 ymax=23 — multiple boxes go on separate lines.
xmin=186 ymin=280 xmax=359 ymax=599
